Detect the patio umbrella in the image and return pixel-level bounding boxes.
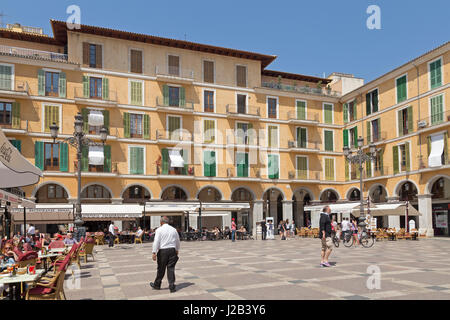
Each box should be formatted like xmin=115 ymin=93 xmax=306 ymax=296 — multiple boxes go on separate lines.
xmin=0 ymin=127 xmax=42 ymax=188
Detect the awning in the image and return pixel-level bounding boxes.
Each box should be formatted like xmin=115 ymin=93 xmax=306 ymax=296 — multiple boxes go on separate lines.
xmin=352 ymin=203 xmax=421 ymax=217
xmin=304 ymin=202 xmax=360 ymax=214
xmin=428 ymin=134 xmax=444 ymax=167
xmin=88 ymin=110 xmax=104 ymax=126
xmin=81 ymin=204 xmax=143 ymax=221
xmin=144 ymin=202 xmax=250 ymax=215
xmin=88 ymin=145 xmax=104 ymax=165
xmin=11 ymin=204 xmax=74 ymax=224
xmin=169 ymin=149 xmax=184 ymax=168
xmin=196 ymin=202 xmax=250 ymax=212
xmin=0 ymin=189 xmax=35 ymax=208
xmin=0 ymin=127 xmax=42 ymax=188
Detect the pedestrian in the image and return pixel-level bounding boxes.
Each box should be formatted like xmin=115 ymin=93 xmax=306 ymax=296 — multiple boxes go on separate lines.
xmin=285 ymin=219 xmax=290 ymax=238
xmin=150 ymin=216 xmax=180 ymax=293
xmin=350 ymin=219 xmax=360 ymax=245
xmin=108 ymin=221 xmax=115 ymax=247
xmin=27 ymin=224 xmax=35 ymax=236
xmin=291 ymin=220 xmax=296 ymax=237
xmin=231 ymin=218 xmax=237 ymax=242
xmin=319 ymin=205 xmax=333 ymax=267
xmin=280 ymin=220 xmax=287 ymax=240
xmin=341 ymin=217 xmax=349 ymax=240
xmin=261 ymin=220 xmax=267 ymax=240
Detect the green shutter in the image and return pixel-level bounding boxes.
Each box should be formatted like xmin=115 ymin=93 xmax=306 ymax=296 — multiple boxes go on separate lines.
xmin=268 ymin=154 xmax=279 ymax=179
xmin=143 ymin=114 xmax=150 ymax=139
xmin=137 ymin=147 xmax=144 ymax=174
xmin=130 ymin=81 xmax=143 ymax=105
xmin=297 ymin=156 xmax=307 ymax=179
xmin=444 ymin=132 xmax=448 ymax=164
xmin=38 ymin=69 xmax=45 ymax=96
xmin=123 ymin=112 xmax=130 ymax=138
xmin=103 ymin=145 xmax=111 ymax=172
xmin=244 ymin=153 xmax=249 ymax=177
xmin=161 ymin=148 xmax=169 ymax=174
xmin=325 ymin=158 xmax=334 ymax=180
xmin=81 ymin=145 xmax=89 ymax=172
xmin=324 ymin=130 xmax=333 ymax=151
xmin=130 ymin=147 xmax=137 ymax=174
xmin=352 ymin=101 xmax=357 ymax=121
xmin=82 ymin=76 xmax=89 ymax=98
xmin=343 ymin=103 xmax=348 ymax=123
xmin=353 ymin=127 xmax=358 ymax=148
xmin=179 ymin=87 xmax=185 ymax=107
xmin=431 ymin=95 xmax=443 ymax=125
xmin=34 ymin=141 xmax=44 ymax=170
xmin=210 ymin=151 xmax=216 ymax=177
xmin=396 ymin=76 xmax=407 ymax=103
xmin=398 ymin=110 xmax=403 ymax=136
xmin=297 ymin=127 xmax=306 ymax=148
xmin=163 ymin=85 xmax=169 ymax=106
xmin=343 ymin=129 xmax=349 ymax=148
xmin=81 ymin=108 xmax=89 ymax=133
xmin=203 ymin=151 xmax=210 ymax=177
xmin=345 ymin=158 xmax=349 ymax=181
xmin=366 ymin=94 xmax=371 ymax=116
xmin=59 ymin=142 xmax=68 ymax=172
xmin=373 ymin=89 xmax=378 ymax=112
xmin=11 ymin=102 xmax=20 ymax=129
xmin=59 ymin=72 xmax=66 ymax=98
xmin=366 ymin=153 xmax=372 ymax=178
xmin=407 ymin=106 xmax=413 ymax=133
xmin=0 ymin=65 xmax=12 ymax=90
xmin=427 ymin=136 xmax=431 ymax=156
xmin=366 ymin=121 xmax=371 ymax=143
xmin=297 ymin=100 xmax=306 ymax=120
xmin=102 ymin=110 xmax=110 ymax=133
xmin=405 ymin=142 xmax=410 ymax=172
xmin=102 ymin=78 xmax=109 ymax=100
xmin=393 ymin=146 xmax=399 ymax=174
xmin=430 ymin=59 xmax=442 ymax=89
xmin=181 ymin=149 xmax=188 ymax=175
xmin=324 ymin=103 xmax=333 ymax=124
xmin=236 ymin=152 xmax=248 ymax=177
xmin=248 ymin=123 xmax=254 ymax=145
xmin=10 ymin=140 xmax=21 ymax=153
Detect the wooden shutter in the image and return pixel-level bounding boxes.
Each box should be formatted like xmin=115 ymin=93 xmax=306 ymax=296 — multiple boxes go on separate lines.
xmin=324 ymin=130 xmax=333 ymax=151
xmin=179 ymin=87 xmax=185 ymax=107
xmin=366 ymin=121 xmax=371 ymax=143
xmin=137 ymin=147 xmax=144 ymax=174
xmin=353 ymin=127 xmax=358 ymax=148
xmin=343 ymin=129 xmax=349 ymax=147
xmin=210 ymin=151 xmax=216 ymax=176
xmin=427 ymin=135 xmax=431 ymax=156
xmin=130 ymin=147 xmax=137 ymax=174
xmin=0 ymin=65 xmax=12 ymax=90
xmin=366 ymin=153 xmax=372 ymax=178
xmin=396 ymin=76 xmax=407 ymax=103
xmin=379 ymin=149 xmax=384 ymax=175
xmin=102 ymin=78 xmax=109 ymax=100
xmin=325 ymin=158 xmax=334 ymax=180
xmin=236 ymin=65 xmax=247 ymax=87
xmin=398 ymin=110 xmax=403 ymax=136
xmin=203 ymin=150 xmax=210 ymax=177
xmin=34 ymin=141 xmax=44 ymax=170
xmin=247 ymin=123 xmax=254 ymax=145
xmin=297 ymin=100 xmax=306 ymax=120
xmin=161 ymin=148 xmax=169 ymax=174
xmin=372 ymin=89 xmax=378 ymax=112
xmin=405 ymin=142 xmax=410 ymax=171
xmin=123 ymin=112 xmax=130 ymax=138
xmin=10 ymin=140 xmax=21 ymax=152
xmin=407 ymin=106 xmax=413 ymax=133
xmin=444 ymin=132 xmax=449 ymax=164
xmin=82 ymin=76 xmax=89 ymax=98
xmin=143 ymin=114 xmax=150 ymax=139
xmin=324 ymin=104 xmax=333 ymax=124
xmin=168 ymin=55 xmax=179 ymax=75
xmin=181 ymin=149 xmax=188 ymax=175
xmin=268 ymin=154 xmax=279 ymax=179
xmin=204 ymin=120 xmax=215 ymax=143
xmin=81 ymin=108 xmax=89 ymax=133
xmin=431 ymin=95 xmax=444 ymax=125
xmin=102 ymin=110 xmax=110 ymax=133
xmin=297 ymin=156 xmax=307 ymax=179
xmin=44 ymin=105 xmax=59 ymax=132
xmin=95 ymin=44 xmax=102 ymax=68
xmin=37 ymin=69 xmax=45 ymax=96
xmin=81 ymin=145 xmax=88 ymax=172
xmin=393 ymin=146 xmax=399 ymax=174
xmin=82 ymin=42 xmax=89 ymax=66
xmin=366 ymin=93 xmax=371 ymax=116
xmin=430 ymin=59 xmax=442 ymax=89
xmin=58 ymin=72 xmax=66 ymax=98
xmin=343 ymin=103 xmax=348 ymax=123
xmin=59 ymin=142 xmax=68 ymax=172
xmin=345 ymin=158 xmax=349 ymax=181
xmin=297 ymin=127 xmax=307 ymax=148
xmin=203 ymin=60 xmax=214 ymax=83
xmin=130 ymin=50 xmax=142 ymax=74
xmin=103 ymin=145 xmax=111 ymax=172
xmin=11 ymin=102 xmax=20 ymax=129
xmin=163 ymin=85 xmax=169 ymax=106
xmin=352 ymin=101 xmax=357 ymax=121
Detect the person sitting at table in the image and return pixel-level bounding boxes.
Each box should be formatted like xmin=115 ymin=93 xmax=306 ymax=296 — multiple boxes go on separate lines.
xmin=63 ymin=233 xmax=78 ymax=246
xmin=223 ymin=226 xmax=231 ymax=239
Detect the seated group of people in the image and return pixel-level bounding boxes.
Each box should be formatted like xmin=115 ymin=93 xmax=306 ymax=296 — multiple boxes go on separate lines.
xmin=183 ymin=225 xmax=249 ymax=240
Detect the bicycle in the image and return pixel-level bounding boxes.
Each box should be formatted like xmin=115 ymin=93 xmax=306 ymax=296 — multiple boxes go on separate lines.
xmin=331 ymin=232 xmax=340 ymax=248
xmin=342 ymin=229 xmax=374 ymax=248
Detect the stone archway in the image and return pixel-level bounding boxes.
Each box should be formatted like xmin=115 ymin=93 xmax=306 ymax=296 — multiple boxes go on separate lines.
xmin=292 ymin=188 xmax=314 ymax=227
xmin=161 ymin=186 xmax=188 ymax=201
xmin=263 ymin=188 xmax=285 ymax=225
xmin=320 ymin=188 xmax=339 ymax=203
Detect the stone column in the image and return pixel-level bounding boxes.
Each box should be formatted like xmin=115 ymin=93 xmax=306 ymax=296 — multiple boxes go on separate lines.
xmin=223 ymin=212 xmax=232 ymax=229
xmin=252 ymin=200 xmax=264 ymax=237
xmin=282 ymin=200 xmax=293 ymax=223
xmin=418 ymin=194 xmax=434 ymax=237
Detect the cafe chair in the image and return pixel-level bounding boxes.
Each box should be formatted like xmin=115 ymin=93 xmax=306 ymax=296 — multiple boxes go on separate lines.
xmin=79 ymin=242 xmax=95 ymax=263
xmin=114 ymin=236 xmax=120 ymax=245
xmin=134 ymin=234 xmax=143 ymax=244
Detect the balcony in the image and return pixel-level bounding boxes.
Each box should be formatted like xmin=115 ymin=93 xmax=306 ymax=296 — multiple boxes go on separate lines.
xmin=228 ymin=167 xmax=261 ymax=181
xmin=0 ymin=44 xmax=69 ymax=63
xmin=155 ymin=65 xmax=194 ymax=84
xmin=156 ymin=129 xmax=193 ymax=144
xmin=0 ymin=80 xmax=30 ymax=98
xmin=288 ymin=170 xmax=321 ymax=181
xmin=365 ymin=131 xmax=388 ymax=144
xmin=226 ymin=104 xmax=260 ymax=119
xmin=74 ymin=161 xmax=118 ymax=175
xmin=417 ymin=110 xmax=450 ymax=131
xmin=287 ymin=140 xmax=320 ymax=153
xmin=155 ymin=97 xmax=194 ymax=113
xmin=287 ymin=111 xmax=319 ymax=125
xmin=73 ymin=87 xmax=117 ymax=106
xmin=261 ymin=82 xmax=341 ymax=98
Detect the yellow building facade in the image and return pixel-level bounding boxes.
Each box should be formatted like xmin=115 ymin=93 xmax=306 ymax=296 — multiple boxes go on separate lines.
xmin=0 ymin=21 xmax=448 ymax=236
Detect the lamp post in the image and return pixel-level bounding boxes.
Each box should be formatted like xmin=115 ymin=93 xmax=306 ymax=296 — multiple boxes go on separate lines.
xmin=343 ymin=137 xmax=378 ymax=230
xmin=50 ymin=113 xmax=107 ymax=227
xmin=404 ymin=182 xmax=410 ymax=233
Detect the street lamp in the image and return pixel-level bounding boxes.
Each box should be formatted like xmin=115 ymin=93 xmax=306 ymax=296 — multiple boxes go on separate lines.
xmin=50 ymin=113 xmax=108 ymax=227
xmin=343 ymin=136 xmax=378 ymax=229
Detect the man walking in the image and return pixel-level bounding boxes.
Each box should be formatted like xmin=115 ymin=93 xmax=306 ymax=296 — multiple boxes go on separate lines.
xmin=150 ymin=216 xmax=180 ymax=293
xmin=319 ymin=205 xmax=333 ymax=267
xmin=261 ymin=220 xmax=267 ymax=240
xmin=108 ymin=221 xmax=115 ymax=247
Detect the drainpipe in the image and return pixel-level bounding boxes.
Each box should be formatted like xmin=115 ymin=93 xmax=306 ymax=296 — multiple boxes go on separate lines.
xmin=412 ymin=63 xmax=422 ymax=168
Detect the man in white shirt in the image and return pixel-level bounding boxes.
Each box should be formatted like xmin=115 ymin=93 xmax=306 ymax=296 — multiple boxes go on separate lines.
xmin=150 ymin=216 xmax=180 ymax=293
xmin=341 ymin=218 xmax=350 ymax=240
xmin=27 ymin=224 xmax=36 ymax=236
xmin=108 ymin=222 xmax=115 ymax=247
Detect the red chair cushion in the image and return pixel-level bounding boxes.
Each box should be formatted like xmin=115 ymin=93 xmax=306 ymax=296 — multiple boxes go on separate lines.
xmin=48 ymin=240 xmax=65 ymax=249
xmin=28 ymin=286 xmax=54 ymax=295
xmin=19 ymin=251 xmax=38 ymax=261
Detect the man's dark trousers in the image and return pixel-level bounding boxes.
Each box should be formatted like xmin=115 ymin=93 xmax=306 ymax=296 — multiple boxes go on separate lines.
xmin=154 ymin=248 xmax=179 ymax=289
xmin=262 ymin=228 xmax=267 ymax=240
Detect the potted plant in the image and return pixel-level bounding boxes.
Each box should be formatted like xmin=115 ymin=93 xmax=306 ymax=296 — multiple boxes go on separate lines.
xmin=326 ymin=84 xmax=332 ymax=94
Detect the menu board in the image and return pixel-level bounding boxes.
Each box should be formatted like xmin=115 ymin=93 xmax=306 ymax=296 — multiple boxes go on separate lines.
xmin=436 ymin=214 xmax=448 ymax=228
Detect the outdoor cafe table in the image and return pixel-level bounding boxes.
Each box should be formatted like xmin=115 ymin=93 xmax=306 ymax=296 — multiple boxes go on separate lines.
xmin=38 ymin=253 xmax=61 ymax=271
xmin=386 ymin=230 xmax=397 ymax=241
xmin=0 ymin=269 xmax=45 ymax=300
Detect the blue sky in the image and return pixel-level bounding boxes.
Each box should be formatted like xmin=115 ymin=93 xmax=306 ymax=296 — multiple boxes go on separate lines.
xmin=1 ymin=0 xmax=449 ymax=82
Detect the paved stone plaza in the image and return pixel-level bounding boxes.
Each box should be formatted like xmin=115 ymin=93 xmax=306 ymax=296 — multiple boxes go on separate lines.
xmin=65 ymin=238 xmax=450 ymax=300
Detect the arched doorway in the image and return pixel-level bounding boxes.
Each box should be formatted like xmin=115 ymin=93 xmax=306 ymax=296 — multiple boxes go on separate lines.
xmin=320 ymin=189 xmax=339 ymax=203
xmin=292 ymin=189 xmax=313 ymax=227
xmin=197 ymin=187 xmax=222 ymax=202
xmin=231 ymin=187 xmax=254 ymax=232
xmin=122 ymin=185 xmax=151 ymax=203
xmin=35 ymin=184 xmax=68 ymax=203
xmin=81 ymin=184 xmax=112 ymax=203
xmin=369 ymin=185 xmax=388 ymax=203
xmin=197 ymin=187 xmax=223 ymax=229
xmin=263 ymin=188 xmax=284 ymax=226
xmin=347 ymin=188 xmax=361 ymax=201
xmin=430 ymin=177 xmax=450 ymax=236
xmin=161 ymin=186 xmax=188 ymax=201
xmin=397 ymin=181 xmax=418 ymax=229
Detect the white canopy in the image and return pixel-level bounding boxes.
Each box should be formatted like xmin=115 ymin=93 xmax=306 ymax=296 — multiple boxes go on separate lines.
xmin=0 ymin=127 xmax=42 ymax=188
xmin=88 ymin=145 xmax=104 ymax=165
xmin=81 ymin=204 xmax=143 ymax=220
xmin=352 ymin=203 xmax=421 ymax=217
xmin=169 ymin=149 xmax=184 ymax=168
xmin=88 ymin=110 xmax=104 ymax=126
xmin=428 ymin=134 xmax=444 ymax=167
xmin=304 ymin=202 xmax=360 ymax=214
xmin=144 ymin=202 xmax=250 ymax=215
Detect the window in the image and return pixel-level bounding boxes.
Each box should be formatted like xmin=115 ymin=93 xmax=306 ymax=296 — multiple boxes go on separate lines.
xmin=9 ymin=140 xmax=21 ymax=152
xmin=168 ymin=55 xmax=180 ymax=76
xmin=370 ymin=119 xmax=380 ymax=142
xmin=83 ymin=43 xmax=102 ymax=68
xmin=296 ymin=100 xmax=306 ymax=120
xmin=169 ymin=86 xmax=180 ymax=107
xmin=237 ymin=94 xmax=247 ymax=114
xmin=0 ymin=64 xmax=13 ymax=90
xmin=393 ymin=142 xmax=410 ymax=174
xmin=324 ymin=158 xmax=335 ymax=181
xmin=129 ymin=146 xmax=145 ymax=175
xmin=347 ymin=100 xmax=356 ymax=122
xmin=349 ymin=127 xmax=358 ymax=148
xmin=161 ymin=148 xmax=187 ymax=175
xmin=130 ymin=80 xmax=143 ymax=105
xmin=203 ymin=119 xmax=215 ymax=143
xmin=45 ymin=72 xmax=59 ymax=96
xmin=236 ymin=152 xmax=249 ymax=177
xmin=236 ymin=65 xmax=247 ymax=87
xmin=268 ymin=154 xmax=279 ymax=179
xmin=47 ymin=184 xmax=65 ymax=199
xmin=130 ymin=49 xmax=143 ymax=74
xmin=267 ymin=97 xmax=277 ymax=119
xmin=168 ymin=116 xmax=181 ymax=140
xmin=43 ymin=105 xmax=60 ymax=133
xmin=397 ymin=106 xmax=413 ymax=136
xmin=203 ymin=60 xmax=214 ymax=83
xmin=396 ymin=75 xmax=407 ymax=103
xmin=44 ymin=142 xmax=59 ymax=171
xmin=82 ymin=185 xmax=111 ymax=199
xmin=203 ymin=150 xmax=216 ymax=177
xmin=323 ymin=103 xmax=333 ymax=124
xmin=324 ymin=130 xmax=334 ymax=151
xmin=0 ymin=102 xmax=12 ymax=125
xmin=162 ymin=85 xmax=185 ymax=107
xmin=429 ymin=58 xmax=442 ymax=89
xmin=296 ymin=156 xmax=308 ymax=179
xmin=296 ymin=127 xmax=307 ymax=148
xmin=268 ymin=125 xmax=278 ymax=148
xmin=130 ymin=114 xmax=143 ymax=138
xmin=203 ymin=90 xmax=214 ymax=112
xmin=236 ymin=122 xmax=253 ymax=145
xmin=81 ymin=108 xmax=110 ymax=135
xmin=89 ymin=77 xmax=103 ymax=99
xmin=430 ymin=94 xmax=444 ymax=125
xmin=366 ymin=89 xmax=378 ymax=115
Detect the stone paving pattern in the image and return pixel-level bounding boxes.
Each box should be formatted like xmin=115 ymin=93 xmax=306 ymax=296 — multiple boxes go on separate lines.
xmin=65 ymin=238 xmax=450 ymax=300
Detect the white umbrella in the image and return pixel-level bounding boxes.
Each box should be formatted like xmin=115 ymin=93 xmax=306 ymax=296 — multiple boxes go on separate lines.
xmin=0 ymin=127 xmax=42 ymax=188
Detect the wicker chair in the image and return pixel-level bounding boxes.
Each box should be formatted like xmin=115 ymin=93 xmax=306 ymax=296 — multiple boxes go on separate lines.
xmin=134 ymin=233 xmax=143 ymax=244
xmin=95 ymin=234 xmax=105 ymax=245
xmin=25 ymin=269 xmax=67 ymax=300
xmin=79 ymin=242 xmax=95 ymax=263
